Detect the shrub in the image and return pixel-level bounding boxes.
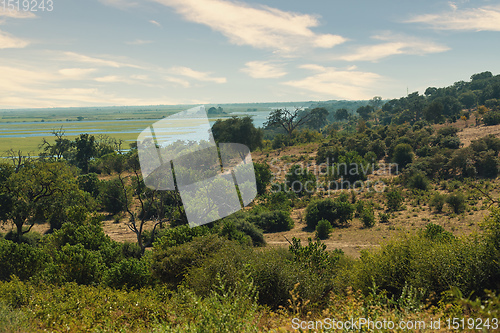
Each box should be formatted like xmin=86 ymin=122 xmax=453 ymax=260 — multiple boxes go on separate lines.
xmin=446 ymin=193 xmax=466 ymax=214
xmin=4 ymin=231 xmax=42 ymax=246
xmin=354 ymin=232 xmax=497 ymax=300
xmin=430 ymin=193 xmax=446 ymax=213
xmin=385 ymin=188 xmax=404 ymax=211
xmin=423 ymin=223 xmax=454 ymax=242
xmin=0 ymin=239 xmax=51 ymax=281
xmin=248 ymin=209 xmax=294 ymax=232
xmin=483 ymin=111 xmax=500 ymax=126
xmin=361 ymin=207 xmax=375 ymax=228
xmin=305 ymin=198 xmax=354 ymax=228
xmin=77 ymin=173 xmax=100 ymax=198
xmin=253 ymin=162 xmax=272 ymax=195
xmin=42 ymin=243 xmax=105 ymax=285
xmin=153 ymin=225 xmax=213 ymax=250
xmin=285 ymin=164 xmax=316 ymax=196
xmin=392 ymin=143 xmax=414 ymax=170
xmin=151 ymin=235 xmax=228 ymax=286
xmin=102 ymin=258 xmax=153 ymax=289
xmin=407 ymin=172 xmax=430 ymax=191
xmin=99 ymin=178 xmax=127 ymax=214
xmin=315 ymin=219 xmax=332 ymax=239
xmin=378 ymin=212 xmax=390 ymax=223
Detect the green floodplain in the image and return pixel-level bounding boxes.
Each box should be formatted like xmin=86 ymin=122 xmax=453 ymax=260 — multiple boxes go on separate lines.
xmin=0 ymin=103 xmax=303 ymax=154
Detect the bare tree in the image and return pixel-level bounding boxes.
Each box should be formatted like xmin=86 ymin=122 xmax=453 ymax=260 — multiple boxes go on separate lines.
xmin=264 ymin=108 xmax=312 ymax=137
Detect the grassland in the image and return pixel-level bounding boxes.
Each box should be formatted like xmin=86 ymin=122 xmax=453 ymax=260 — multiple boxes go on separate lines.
xmin=0 ymin=103 xmax=287 ymax=154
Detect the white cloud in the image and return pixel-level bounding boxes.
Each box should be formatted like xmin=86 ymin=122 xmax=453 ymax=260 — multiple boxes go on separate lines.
xmin=58 ymin=68 xmax=97 ymax=79
xmin=151 ymin=0 xmax=345 ymax=52
xmin=0 ymin=9 xmax=36 ymax=19
xmin=125 ymin=39 xmax=153 ymax=45
xmin=170 ymin=66 xmax=226 ymax=83
xmin=240 ymin=61 xmax=287 ymax=79
xmin=164 ymin=76 xmax=190 ymax=88
xmin=98 ymin=0 xmax=138 ymax=8
xmin=0 ymin=65 xmax=178 ymax=108
xmin=283 ymin=65 xmax=381 ymax=100
xmin=62 ymin=52 xmax=143 ymax=69
xmin=0 ymin=30 xmax=29 ymax=48
xmin=337 ymin=33 xmax=449 ymax=62
xmin=149 ymin=20 xmax=162 ymax=27
xmin=407 ymin=5 xmax=500 ymax=31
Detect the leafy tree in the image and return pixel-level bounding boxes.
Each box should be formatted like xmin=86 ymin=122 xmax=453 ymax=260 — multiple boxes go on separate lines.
xmin=392 ymin=143 xmax=414 ymax=169
xmin=73 ymin=134 xmax=97 ymax=173
xmin=334 ymin=108 xmax=349 ymax=121
xmin=211 ymin=116 xmax=263 ymax=151
xmin=369 ymin=96 xmax=383 ymax=110
xmin=423 ymin=100 xmax=444 ymax=123
xmin=471 ymin=71 xmax=493 ymax=81
xmin=459 ymin=92 xmax=477 ymax=109
xmin=39 ymin=127 xmax=72 ymax=160
xmin=264 ymin=108 xmax=312 ymax=137
xmin=356 ymin=105 xmax=374 ymax=120
xmin=0 ymin=161 xmax=80 ymax=241
xmin=308 ymin=107 xmax=329 ymax=130
xmin=253 ymin=162 xmax=272 ymax=195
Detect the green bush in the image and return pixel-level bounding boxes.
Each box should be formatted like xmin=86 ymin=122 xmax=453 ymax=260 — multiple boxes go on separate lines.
xmin=102 ymin=258 xmax=153 ymax=289
xmin=99 ymin=178 xmax=127 ymax=214
xmin=407 ymin=172 xmax=430 ymax=191
xmin=248 ymin=209 xmax=294 ymax=232
xmin=423 ymin=223 xmax=454 ymax=242
xmin=42 ymin=243 xmax=105 ymax=285
xmin=0 ymin=239 xmax=51 ymax=281
xmin=483 ymin=111 xmax=500 ymax=126
xmin=253 ymin=162 xmax=272 ymax=195
xmin=4 ymin=231 xmax=42 ymax=246
xmin=305 ymin=198 xmax=354 ymax=228
xmin=392 ymin=143 xmax=414 ymax=170
xmin=361 ymin=207 xmax=375 ymax=228
xmin=315 ymin=219 xmax=332 ymax=239
xmin=430 ymin=193 xmax=446 ymax=213
xmin=385 ymin=188 xmax=404 ymax=211
xmin=153 ymin=225 xmax=213 ymax=250
xmin=354 ymin=232 xmax=497 ymax=299
xmin=77 ymin=173 xmax=100 ymax=198
xmin=446 ymin=193 xmax=466 ymax=214
xmin=285 ymin=164 xmax=317 ymax=196
xmin=151 ymin=235 xmax=228 ymax=286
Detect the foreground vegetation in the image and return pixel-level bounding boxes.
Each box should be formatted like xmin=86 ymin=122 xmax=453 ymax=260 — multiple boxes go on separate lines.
xmin=1 ymin=71 xmax=500 ymax=331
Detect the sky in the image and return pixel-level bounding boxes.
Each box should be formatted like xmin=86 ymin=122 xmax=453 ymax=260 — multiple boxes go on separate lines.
xmin=0 ymin=0 xmax=500 ymax=109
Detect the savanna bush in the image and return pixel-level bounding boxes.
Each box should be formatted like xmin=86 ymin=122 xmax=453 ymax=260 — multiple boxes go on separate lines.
xmin=305 ymin=198 xmax=354 ymax=228
xmin=315 ymin=219 xmax=332 ymax=239
xmin=446 ymin=193 xmax=466 ymax=214
xmin=430 ymin=192 xmax=446 ymax=213
xmin=0 ymin=239 xmax=51 ymax=281
xmin=102 ymin=257 xmax=153 ymax=289
xmin=285 ymin=164 xmax=317 ymax=196
xmin=354 ymin=232 xmax=498 ymax=300
xmin=361 ymin=206 xmax=375 ymax=228
xmin=247 ymin=209 xmax=294 ymax=232
xmin=151 ymin=235 xmax=228 ymax=286
xmin=385 ymin=188 xmax=404 ymax=211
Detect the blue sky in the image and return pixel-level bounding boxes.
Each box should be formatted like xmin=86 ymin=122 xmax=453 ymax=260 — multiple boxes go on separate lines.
xmin=1 ymin=0 xmax=499 ymax=108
